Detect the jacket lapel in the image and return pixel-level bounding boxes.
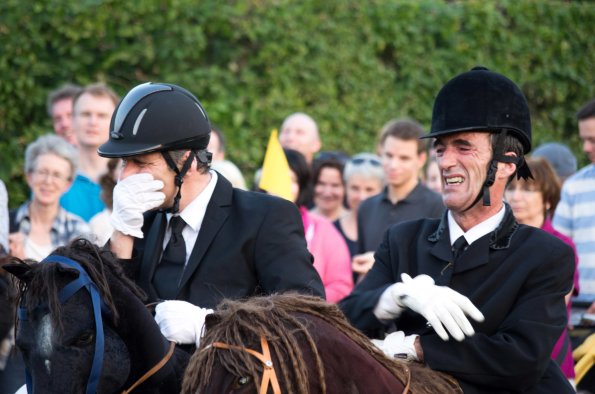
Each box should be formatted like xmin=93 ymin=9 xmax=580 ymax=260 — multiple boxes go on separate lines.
xmin=139 ymin=210 xmax=167 ymax=300
xmin=177 ymin=174 xmax=232 ymax=293
xmin=427 ymin=204 xmax=519 ymax=280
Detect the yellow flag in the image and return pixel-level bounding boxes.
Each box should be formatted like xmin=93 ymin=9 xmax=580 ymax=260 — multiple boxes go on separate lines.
xmin=259 ymin=129 xmax=293 ymax=201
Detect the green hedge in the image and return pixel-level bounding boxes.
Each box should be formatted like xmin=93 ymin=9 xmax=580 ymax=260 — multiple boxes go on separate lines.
xmin=1 ymin=0 xmax=593 ymax=207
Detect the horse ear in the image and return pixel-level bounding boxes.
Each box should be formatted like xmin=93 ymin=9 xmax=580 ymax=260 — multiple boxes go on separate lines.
xmin=205 ymin=313 xmax=221 ymax=329
xmin=55 ymin=264 xmax=79 ymax=277
xmin=2 ymin=261 xmax=33 ymax=283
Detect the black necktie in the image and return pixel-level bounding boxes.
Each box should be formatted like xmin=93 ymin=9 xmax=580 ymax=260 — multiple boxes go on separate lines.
xmin=452 ymin=235 xmax=468 ymax=260
xmin=154 ymin=215 xmax=187 ymax=299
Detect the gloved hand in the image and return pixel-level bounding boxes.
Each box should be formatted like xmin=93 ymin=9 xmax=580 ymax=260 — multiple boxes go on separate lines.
xmin=155 ymin=300 xmax=213 ymax=346
xmin=110 ymin=173 xmax=165 ymax=238
xmin=374 ymin=273 xmax=484 ymax=342
xmin=371 ymin=331 xmax=419 ymax=362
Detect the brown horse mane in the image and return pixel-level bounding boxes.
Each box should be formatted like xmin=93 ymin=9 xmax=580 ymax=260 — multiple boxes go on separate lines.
xmin=11 ymin=238 xmax=146 ymax=335
xmin=183 ymin=293 xmax=461 ymax=394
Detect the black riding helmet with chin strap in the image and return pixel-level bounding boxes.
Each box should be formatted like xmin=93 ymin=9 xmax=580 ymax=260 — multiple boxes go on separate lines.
xmin=98 ymin=82 xmax=212 ymax=213
xmin=421 ymin=66 xmax=533 ymax=210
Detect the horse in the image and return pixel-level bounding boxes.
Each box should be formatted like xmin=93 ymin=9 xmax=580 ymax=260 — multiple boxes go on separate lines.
xmin=183 ymin=293 xmax=462 ymax=394
xmin=4 ymin=238 xmax=190 ymax=394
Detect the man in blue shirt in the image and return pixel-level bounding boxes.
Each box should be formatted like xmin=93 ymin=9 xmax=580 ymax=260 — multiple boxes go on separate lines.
xmin=554 ymin=98 xmax=595 ymax=310
xmin=60 ymin=83 xmax=119 ymax=221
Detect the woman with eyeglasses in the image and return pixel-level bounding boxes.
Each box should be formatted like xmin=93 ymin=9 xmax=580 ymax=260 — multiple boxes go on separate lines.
xmin=9 ymin=134 xmax=91 ymax=261
xmin=283 ymin=148 xmax=353 ymax=303
xmin=505 ymin=157 xmax=579 ymax=385
xmin=334 ymin=153 xmax=384 ymax=279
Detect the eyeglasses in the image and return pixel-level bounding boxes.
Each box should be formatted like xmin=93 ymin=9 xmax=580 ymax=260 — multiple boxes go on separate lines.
xmin=32 ymin=169 xmax=71 ymax=182
xmin=351 ymin=157 xmax=381 ymax=167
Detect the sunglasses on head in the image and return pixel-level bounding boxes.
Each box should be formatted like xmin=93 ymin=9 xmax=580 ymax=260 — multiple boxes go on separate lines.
xmin=351 ymin=157 xmax=381 ymax=167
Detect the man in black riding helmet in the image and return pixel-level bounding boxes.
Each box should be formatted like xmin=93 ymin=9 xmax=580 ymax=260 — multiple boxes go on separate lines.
xmin=341 ymin=67 xmax=575 ymax=393
xmin=98 ymin=83 xmax=324 ymax=344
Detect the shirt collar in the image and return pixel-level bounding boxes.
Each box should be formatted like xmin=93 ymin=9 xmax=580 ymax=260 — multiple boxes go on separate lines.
xmin=381 ymin=181 xmax=422 ymax=203
xmin=448 ymin=203 xmax=506 ymax=246
xmin=169 ymin=170 xmax=218 ymax=231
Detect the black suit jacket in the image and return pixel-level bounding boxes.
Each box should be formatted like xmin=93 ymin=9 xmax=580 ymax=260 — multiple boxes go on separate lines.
xmin=341 ymin=205 xmax=575 ymax=393
xmin=125 ymin=174 xmax=325 ymax=308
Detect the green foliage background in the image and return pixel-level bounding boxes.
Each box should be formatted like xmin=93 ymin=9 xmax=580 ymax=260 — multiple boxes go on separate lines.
xmin=1 ymin=0 xmax=593 ymax=207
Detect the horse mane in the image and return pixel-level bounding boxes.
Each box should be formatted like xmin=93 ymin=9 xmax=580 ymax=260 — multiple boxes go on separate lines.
xmin=12 ymin=238 xmax=146 ymax=334
xmin=183 ymin=293 xmax=461 ymax=394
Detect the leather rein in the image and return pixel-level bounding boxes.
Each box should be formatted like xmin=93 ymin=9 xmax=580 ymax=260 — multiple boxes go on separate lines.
xmin=210 ymin=335 xmax=282 ymax=394
xmin=121 ymin=301 xmax=176 ymax=393
xmin=121 ymin=340 xmax=176 ymax=394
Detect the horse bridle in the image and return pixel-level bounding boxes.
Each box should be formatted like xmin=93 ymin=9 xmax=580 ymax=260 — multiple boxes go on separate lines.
xmin=19 ymin=255 xmax=111 ymax=394
xmin=19 ymin=255 xmax=175 ymax=394
xmin=210 ymin=335 xmax=282 ymax=394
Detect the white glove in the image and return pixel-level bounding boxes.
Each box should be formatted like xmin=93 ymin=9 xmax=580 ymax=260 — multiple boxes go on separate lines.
xmin=371 ymin=331 xmax=419 ymax=362
xmin=110 ymin=173 xmax=165 ymax=238
xmin=374 ymin=273 xmax=484 ymax=342
xmin=155 ymin=300 xmax=213 ymax=347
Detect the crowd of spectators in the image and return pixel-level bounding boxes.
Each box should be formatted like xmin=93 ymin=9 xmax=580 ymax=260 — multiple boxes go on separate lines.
xmin=0 ymin=77 xmax=593 ymax=392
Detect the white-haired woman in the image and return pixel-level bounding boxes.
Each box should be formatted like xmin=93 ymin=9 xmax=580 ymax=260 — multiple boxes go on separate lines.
xmin=9 ymin=134 xmax=91 ymax=261
xmin=334 ymin=153 xmax=384 ymax=280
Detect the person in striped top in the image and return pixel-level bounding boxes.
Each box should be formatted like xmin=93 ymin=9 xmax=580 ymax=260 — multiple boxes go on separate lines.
xmin=554 ymin=98 xmax=595 ymax=309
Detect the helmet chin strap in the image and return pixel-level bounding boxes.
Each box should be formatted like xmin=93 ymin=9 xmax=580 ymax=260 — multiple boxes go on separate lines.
xmin=161 ymin=149 xmax=212 ymax=214
xmin=462 ymin=130 xmax=533 ymax=212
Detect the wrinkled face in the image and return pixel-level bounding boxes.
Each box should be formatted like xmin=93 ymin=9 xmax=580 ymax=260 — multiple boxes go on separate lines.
xmin=51 ymin=98 xmax=76 ymax=144
xmin=72 ymin=93 xmax=116 ymax=149
xmin=16 ymin=279 xmax=129 ymax=394
xmin=279 ymin=115 xmax=321 ymax=163
xmin=119 ymin=152 xmax=176 ymax=209
xmin=505 ymin=181 xmax=545 ymax=226
xmin=579 ymin=117 xmax=595 ymax=164
xmin=434 ymin=132 xmax=492 ymax=212
xmin=380 ymin=136 xmax=425 ymax=189
xmin=313 ymin=167 xmax=345 ymax=215
xmin=346 ymin=174 xmax=383 ymax=212
xmin=27 ymin=153 xmax=73 ymax=206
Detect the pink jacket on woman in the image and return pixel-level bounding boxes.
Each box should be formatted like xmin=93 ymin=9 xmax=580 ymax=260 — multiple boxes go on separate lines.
xmin=300 ymin=207 xmax=353 ymax=303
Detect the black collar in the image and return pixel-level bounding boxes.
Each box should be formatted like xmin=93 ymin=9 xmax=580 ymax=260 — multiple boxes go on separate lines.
xmin=427 ymin=202 xmax=518 ymax=250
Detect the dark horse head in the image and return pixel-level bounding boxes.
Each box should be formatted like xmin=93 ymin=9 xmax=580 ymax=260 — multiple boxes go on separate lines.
xmin=4 ymin=239 xmax=190 ymax=394
xmin=183 ymin=293 xmax=462 ymax=394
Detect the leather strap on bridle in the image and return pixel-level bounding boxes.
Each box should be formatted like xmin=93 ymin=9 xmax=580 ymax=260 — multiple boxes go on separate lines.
xmin=402 ymin=365 xmax=411 ymax=394
xmin=211 ymin=335 xmax=282 ymax=394
xmin=121 ymin=341 xmax=176 ymax=394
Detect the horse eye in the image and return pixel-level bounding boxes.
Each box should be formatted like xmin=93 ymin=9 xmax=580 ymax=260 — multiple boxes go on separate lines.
xmin=69 ymin=331 xmax=95 ymax=347
xmin=232 ymin=376 xmax=251 ymax=389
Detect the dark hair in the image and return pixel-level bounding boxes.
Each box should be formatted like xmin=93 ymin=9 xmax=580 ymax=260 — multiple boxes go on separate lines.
xmin=577 ymin=98 xmax=595 ymax=121
xmin=312 ymin=157 xmax=346 ymax=188
xmin=378 ymin=118 xmax=427 ymax=153
xmin=168 ymin=149 xmax=210 ymax=175
xmin=284 ymin=148 xmax=311 ymax=207
xmin=507 ymin=157 xmax=561 ymax=217
xmin=47 ymin=83 xmax=82 ymax=116
xmin=491 ymin=132 xmax=525 ymax=183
